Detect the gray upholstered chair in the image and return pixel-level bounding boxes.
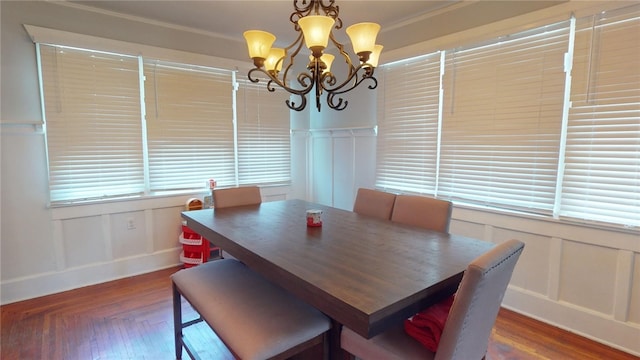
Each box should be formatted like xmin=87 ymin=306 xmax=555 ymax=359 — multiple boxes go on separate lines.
xmin=391 ymin=195 xmax=453 ymax=233
xmin=212 ymin=186 xmax=262 ymax=208
xmin=212 ymin=186 xmax=262 ymax=259
xmin=353 ymin=188 xmax=397 ymax=220
xmin=173 ymin=259 xmax=330 ymax=360
xmin=341 ymin=239 xmax=525 ymax=360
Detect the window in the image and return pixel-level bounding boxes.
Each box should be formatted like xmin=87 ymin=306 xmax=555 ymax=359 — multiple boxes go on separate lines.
xmin=40 ymin=46 xmax=145 ymax=201
xmin=236 ymin=79 xmax=291 ymax=185
xmin=439 ymin=21 xmax=570 ymax=214
xmin=560 ymin=6 xmax=640 ymax=227
xmin=375 ymin=5 xmax=640 ymax=228
xmin=375 ymin=52 xmax=442 ymax=194
xmin=38 ymin=45 xmax=291 ymax=204
xmin=143 ymin=60 xmax=236 ymax=190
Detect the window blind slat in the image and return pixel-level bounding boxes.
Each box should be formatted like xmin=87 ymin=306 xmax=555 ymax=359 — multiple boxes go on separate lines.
xmin=436 ymin=21 xmax=570 ymax=213
xmin=40 ymin=44 xmax=291 ymax=203
xmin=375 ymin=53 xmax=442 ymax=193
xmin=143 ymin=60 xmax=236 ymax=191
xmin=560 ymin=5 xmax=640 ymax=227
xmin=40 ymin=45 xmax=144 ymax=202
xmin=374 ymin=7 xmax=637 ymax=228
xmin=236 ymin=80 xmax=291 ymax=185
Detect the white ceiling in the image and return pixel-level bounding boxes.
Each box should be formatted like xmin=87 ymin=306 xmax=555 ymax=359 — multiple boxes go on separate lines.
xmin=67 ymin=0 xmax=566 ymax=60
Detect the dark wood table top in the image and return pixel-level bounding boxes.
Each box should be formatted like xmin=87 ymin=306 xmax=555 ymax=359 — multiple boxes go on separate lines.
xmin=182 ymin=199 xmax=494 ymax=340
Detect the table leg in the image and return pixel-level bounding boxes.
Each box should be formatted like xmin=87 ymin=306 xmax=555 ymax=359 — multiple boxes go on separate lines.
xmin=328 ymin=318 xmax=342 ymax=360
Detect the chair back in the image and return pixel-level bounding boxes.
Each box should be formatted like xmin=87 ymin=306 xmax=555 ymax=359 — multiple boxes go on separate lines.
xmin=391 ymin=195 xmax=453 ymax=233
xmin=434 ymin=239 xmax=525 ymax=360
xmin=353 ymin=188 xmax=397 ymax=220
xmin=213 ymin=186 xmax=262 ymax=209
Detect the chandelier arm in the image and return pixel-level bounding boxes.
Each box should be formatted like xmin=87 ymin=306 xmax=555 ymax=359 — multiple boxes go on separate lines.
xmin=293 ymin=0 xmax=312 ymax=15
xmin=292 ymin=0 xmax=317 ymax=23
xmin=329 ymin=32 xmax=357 ymax=78
xmin=328 ymin=75 xmax=377 ymax=95
xmin=247 ymin=68 xmax=262 ymax=84
xmin=284 ymin=32 xmax=305 ymax=55
xmin=286 ymin=95 xmax=307 ymax=111
xmin=323 ymin=65 xmax=377 ymax=111
xmin=324 ymin=75 xmax=374 ymax=110
xmin=326 ymin=92 xmax=347 ymax=111
xmin=280 ymin=32 xmax=305 ymax=87
xmin=321 ymin=72 xmax=337 ymax=87
xmin=319 ymin=0 xmax=341 ymax=27
xmin=249 ymin=68 xmax=314 ymax=98
xmin=296 ymin=72 xmax=317 ymax=95
xmin=323 ymin=64 xmax=377 ymax=95
xmin=248 ymin=68 xmax=310 ymax=111
xmin=293 ymin=0 xmax=341 ymax=20
xmin=312 ymin=58 xmax=323 ymax=111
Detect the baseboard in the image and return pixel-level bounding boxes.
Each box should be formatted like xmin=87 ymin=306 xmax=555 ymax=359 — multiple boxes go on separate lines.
xmin=503 ymin=286 xmax=640 ymax=357
xmin=1 ymin=248 xmax=182 ymax=305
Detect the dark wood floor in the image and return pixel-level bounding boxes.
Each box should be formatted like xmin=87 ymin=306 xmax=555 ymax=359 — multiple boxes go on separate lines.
xmin=1 ymin=266 xmax=637 ymax=360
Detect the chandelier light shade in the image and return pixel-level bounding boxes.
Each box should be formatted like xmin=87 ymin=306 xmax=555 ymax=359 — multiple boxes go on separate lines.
xmin=265 ymin=48 xmax=286 ymax=73
xmin=346 ymin=22 xmax=380 ymax=61
xmin=243 ymin=30 xmax=277 ymax=67
xmin=368 ymin=45 xmax=384 ymax=68
xmin=243 ymin=0 xmax=383 ymax=111
xmin=319 ymin=53 xmax=335 ymax=72
xmin=309 ymin=53 xmax=336 ymax=72
xmin=298 ymin=15 xmax=335 ymax=52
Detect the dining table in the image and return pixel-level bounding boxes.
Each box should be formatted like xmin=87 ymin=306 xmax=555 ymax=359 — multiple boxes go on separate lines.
xmin=181 ymin=199 xmax=494 ymax=359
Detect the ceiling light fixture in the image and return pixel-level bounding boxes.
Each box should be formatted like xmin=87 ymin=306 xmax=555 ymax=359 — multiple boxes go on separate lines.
xmin=243 ymin=0 xmax=383 ymax=112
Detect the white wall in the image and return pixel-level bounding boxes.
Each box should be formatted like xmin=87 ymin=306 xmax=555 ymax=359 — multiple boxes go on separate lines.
xmin=0 ymin=1 xmax=291 ymax=304
xmin=1 ymin=0 xmax=638 ymax=356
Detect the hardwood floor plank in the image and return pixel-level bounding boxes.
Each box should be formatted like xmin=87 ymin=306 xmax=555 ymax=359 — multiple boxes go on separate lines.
xmin=487 ymin=308 xmax=638 ymax=360
xmin=1 ymin=266 xmax=637 ymax=360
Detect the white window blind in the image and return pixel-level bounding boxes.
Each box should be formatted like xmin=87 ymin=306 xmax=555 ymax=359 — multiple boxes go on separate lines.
xmin=375 ymin=52 xmax=442 ymax=193
xmin=438 ymin=22 xmax=570 ymax=214
xmin=560 ymin=5 xmax=640 ymax=227
xmin=236 ymin=79 xmax=291 ymax=185
xmin=39 ymin=45 xmax=145 ymax=203
xmin=143 ymin=60 xmax=236 ymax=190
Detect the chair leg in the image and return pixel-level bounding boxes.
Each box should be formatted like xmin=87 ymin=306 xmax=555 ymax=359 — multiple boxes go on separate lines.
xmin=172 ymin=282 xmax=183 ymax=360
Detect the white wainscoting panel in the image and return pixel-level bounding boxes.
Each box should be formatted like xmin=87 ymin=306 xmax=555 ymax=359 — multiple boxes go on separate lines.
xmin=310 ymin=133 xmax=334 ymax=206
xmin=494 ymin=228 xmax=552 ymax=296
xmin=1 ymin=186 xmax=292 ymax=305
xmin=629 ymin=255 xmax=640 ymax=324
xmin=559 ymin=240 xmax=618 ymax=315
xmin=152 ymin=207 xmax=185 ymax=252
xmin=450 ymin=206 xmax=640 ymax=356
xmin=62 ymin=216 xmax=109 ymax=267
xmin=333 ymin=136 xmax=356 ymax=210
xmin=110 ymin=211 xmax=148 ymax=259
xmin=306 ymin=127 xmax=377 ymax=209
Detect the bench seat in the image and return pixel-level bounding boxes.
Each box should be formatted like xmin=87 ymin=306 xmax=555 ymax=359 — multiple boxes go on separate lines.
xmin=172 ymin=258 xmax=330 ymax=360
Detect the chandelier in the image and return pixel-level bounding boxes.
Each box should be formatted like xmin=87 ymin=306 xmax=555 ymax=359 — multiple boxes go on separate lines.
xmin=243 ymin=0 xmax=383 ymax=112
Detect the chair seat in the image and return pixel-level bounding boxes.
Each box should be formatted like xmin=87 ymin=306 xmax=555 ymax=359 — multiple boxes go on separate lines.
xmin=341 ymin=324 xmax=434 ymax=360
xmin=172 ymin=259 xmax=330 ymax=360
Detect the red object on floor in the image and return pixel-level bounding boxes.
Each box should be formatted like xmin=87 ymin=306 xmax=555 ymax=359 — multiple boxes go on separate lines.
xmin=404 ymin=295 xmax=455 ymax=352
xmin=179 ymin=225 xmax=210 ymax=268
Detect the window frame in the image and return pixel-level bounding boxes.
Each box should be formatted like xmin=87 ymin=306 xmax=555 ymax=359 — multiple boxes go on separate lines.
xmin=32 ymin=29 xmax=291 ymax=206
xmin=374 ymin=5 xmax=640 ymax=230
